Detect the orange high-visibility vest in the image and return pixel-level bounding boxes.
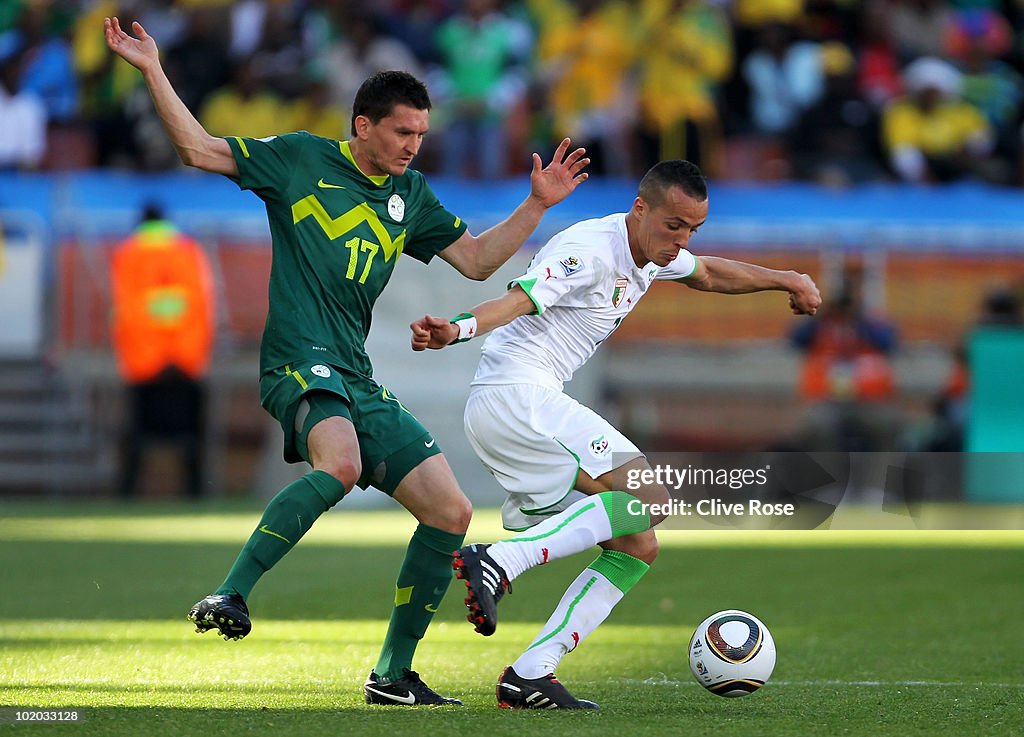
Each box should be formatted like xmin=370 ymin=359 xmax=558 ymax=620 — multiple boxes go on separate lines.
xmin=110 ymin=221 xmax=215 ymax=382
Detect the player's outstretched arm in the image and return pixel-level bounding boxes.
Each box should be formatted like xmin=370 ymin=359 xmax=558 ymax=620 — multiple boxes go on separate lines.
xmin=679 ymin=256 xmax=821 ymax=315
xmin=104 ymin=16 xmax=237 ymax=176
xmin=410 ymin=286 xmax=536 ymax=350
xmin=438 ymin=138 xmax=589 ymax=281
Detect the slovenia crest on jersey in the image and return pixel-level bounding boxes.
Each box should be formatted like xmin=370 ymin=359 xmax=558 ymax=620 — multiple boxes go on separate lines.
xmin=611 ymin=277 xmax=629 ymax=307
xmin=388 ymin=194 xmax=405 ymax=222
xmin=559 ymin=255 xmax=583 ymax=276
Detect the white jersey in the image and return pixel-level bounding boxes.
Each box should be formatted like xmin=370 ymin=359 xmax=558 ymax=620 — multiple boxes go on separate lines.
xmin=472 ymin=212 xmax=697 ymax=391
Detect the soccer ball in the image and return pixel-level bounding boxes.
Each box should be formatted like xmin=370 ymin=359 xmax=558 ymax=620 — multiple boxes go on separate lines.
xmin=688 ymin=610 xmax=776 ymax=697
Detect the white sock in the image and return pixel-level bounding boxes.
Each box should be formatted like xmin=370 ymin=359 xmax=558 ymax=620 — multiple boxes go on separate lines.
xmin=512 ymin=550 xmax=650 ymax=679
xmin=488 ymin=491 xmax=648 ymax=582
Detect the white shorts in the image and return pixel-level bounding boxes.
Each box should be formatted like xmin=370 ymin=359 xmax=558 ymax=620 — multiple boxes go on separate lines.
xmin=464 ymin=384 xmax=642 ymax=531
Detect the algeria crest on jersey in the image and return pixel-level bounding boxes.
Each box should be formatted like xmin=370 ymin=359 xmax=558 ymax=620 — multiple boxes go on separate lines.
xmin=612 ymin=277 xmax=629 ymax=308
xmin=388 ymin=194 xmax=405 ymax=221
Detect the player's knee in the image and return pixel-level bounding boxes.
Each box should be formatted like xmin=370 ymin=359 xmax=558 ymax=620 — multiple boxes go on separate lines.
xmin=318 ymin=457 xmax=361 ymax=491
xmin=620 ymin=531 xmax=659 ymax=565
xmin=428 ymin=492 xmax=472 ymax=534
xmin=444 ymin=494 xmax=473 ymax=534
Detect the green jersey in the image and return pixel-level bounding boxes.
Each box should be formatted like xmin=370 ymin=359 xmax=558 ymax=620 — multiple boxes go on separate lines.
xmin=226 ymin=132 xmax=468 ymax=378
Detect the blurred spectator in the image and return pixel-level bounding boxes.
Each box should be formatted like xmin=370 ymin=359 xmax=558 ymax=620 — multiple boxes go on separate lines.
xmin=164 ymin=7 xmax=232 ymax=114
xmin=635 ymin=0 xmax=733 ymax=175
xmin=110 ymin=204 xmax=216 ymax=498
xmin=72 ymin=1 xmax=136 ymax=167
xmin=742 ymin=22 xmax=825 ymax=135
xmin=379 ymin=0 xmax=450 ymax=65
xmin=249 ymin=3 xmax=307 ymax=99
xmin=288 ymin=76 xmax=347 ymax=138
xmin=319 ymin=10 xmax=421 ymax=117
xmin=533 ymin=0 xmax=636 ymax=175
xmin=919 ymin=286 xmax=1023 ymax=452
xmin=856 ymin=2 xmax=904 ymax=109
xmin=881 ymin=56 xmax=996 ymax=183
xmin=791 ymin=272 xmax=901 ymax=451
xmin=0 ymin=3 xmax=77 ymax=122
xmin=801 ymin=0 xmax=860 ymax=46
xmin=789 ymin=41 xmax=884 ymax=185
xmin=886 ymin=0 xmax=955 ymax=62
xmin=230 ymin=0 xmax=269 ymax=59
xmin=0 ymin=51 xmax=46 ymax=170
xmin=947 ymin=10 xmax=1024 ymax=174
xmin=200 ymin=58 xmax=290 ymax=139
xmin=74 ymin=2 xmax=177 ymax=171
xmin=435 ymin=0 xmax=529 ymax=178
xmin=733 ymin=0 xmax=804 ymax=28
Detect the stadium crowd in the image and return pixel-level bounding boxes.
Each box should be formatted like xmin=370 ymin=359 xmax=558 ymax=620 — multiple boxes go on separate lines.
xmin=2 ymin=0 xmax=1024 ymax=183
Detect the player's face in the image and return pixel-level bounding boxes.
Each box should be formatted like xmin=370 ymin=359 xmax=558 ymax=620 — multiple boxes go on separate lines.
xmin=354 ymin=104 xmax=430 ymax=176
xmin=633 ymin=186 xmax=708 ymax=267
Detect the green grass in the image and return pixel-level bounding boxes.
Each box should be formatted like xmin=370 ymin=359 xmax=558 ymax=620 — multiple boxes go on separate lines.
xmin=1 ymin=502 xmax=1022 ymax=736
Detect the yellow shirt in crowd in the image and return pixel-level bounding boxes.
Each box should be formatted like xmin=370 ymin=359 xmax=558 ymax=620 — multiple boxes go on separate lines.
xmin=882 ymin=99 xmax=990 ymax=157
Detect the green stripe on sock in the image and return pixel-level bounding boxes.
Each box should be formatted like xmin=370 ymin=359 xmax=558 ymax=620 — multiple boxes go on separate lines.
xmin=525 ymin=575 xmax=599 ymax=651
xmin=600 ymin=491 xmax=650 ymax=538
xmin=587 ymin=549 xmax=650 ymax=595
xmin=508 ymin=501 xmax=597 ymax=542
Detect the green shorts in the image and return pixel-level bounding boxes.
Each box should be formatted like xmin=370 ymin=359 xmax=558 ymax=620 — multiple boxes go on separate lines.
xmin=259 ymin=360 xmax=442 ymax=495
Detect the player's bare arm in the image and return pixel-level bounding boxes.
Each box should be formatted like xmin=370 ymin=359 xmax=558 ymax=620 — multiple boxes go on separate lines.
xmin=103 ymin=17 xmax=237 ymax=176
xmin=438 ymin=139 xmax=589 ymax=280
xmin=678 ymin=255 xmax=821 ymax=315
xmin=410 ymin=286 xmax=535 ymax=351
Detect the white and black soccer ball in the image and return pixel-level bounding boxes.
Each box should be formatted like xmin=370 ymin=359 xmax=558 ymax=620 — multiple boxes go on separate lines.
xmin=688 ymin=610 xmax=776 ymax=697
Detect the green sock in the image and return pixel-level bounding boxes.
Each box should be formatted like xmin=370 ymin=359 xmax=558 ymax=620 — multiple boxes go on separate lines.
xmin=215 ymin=470 xmax=347 ymax=600
xmin=374 ymin=524 xmax=465 ymax=682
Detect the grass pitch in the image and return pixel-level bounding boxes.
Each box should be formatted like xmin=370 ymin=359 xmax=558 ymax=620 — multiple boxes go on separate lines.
xmin=1 ymin=501 xmax=1022 ymax=736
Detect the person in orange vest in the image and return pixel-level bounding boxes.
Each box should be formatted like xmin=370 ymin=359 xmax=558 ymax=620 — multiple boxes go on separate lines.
xmin=110 ymin=203 xmax=216 ymax=498
xmin=790 ymin=282 xmax=900 ymax=451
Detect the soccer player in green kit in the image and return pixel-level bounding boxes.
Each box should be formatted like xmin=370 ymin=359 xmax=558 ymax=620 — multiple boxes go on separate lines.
xmin=105 ymin=17 xmax=589 ymax=705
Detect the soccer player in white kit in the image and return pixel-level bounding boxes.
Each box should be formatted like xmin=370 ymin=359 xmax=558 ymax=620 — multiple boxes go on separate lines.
xmin=410 ymin=160 xmax=821 ymax=709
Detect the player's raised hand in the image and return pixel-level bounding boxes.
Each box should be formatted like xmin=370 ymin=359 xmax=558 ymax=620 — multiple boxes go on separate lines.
xmin=104 ymin=17 xmax=159 ymax=73
xmin=410 ymin=315 xmax=458 ymax=351
xmin=529 ymin=138 xmax=589 ymax=209
xmin=788 ymin=273 xmax=822 ymax=315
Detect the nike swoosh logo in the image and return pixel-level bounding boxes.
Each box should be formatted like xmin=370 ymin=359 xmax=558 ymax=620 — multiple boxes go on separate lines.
xmin=424 ymin=603 xmax=439 ymax=613
xmin=258 ymin=525 xmax=291 ymax=543
xmin=424 ymin=439 xmax=435 ymax=448
xmin=317 ymin=178 xmax=345 ymax=189
xmin=364 ymin=685 xmax=416 ymax=705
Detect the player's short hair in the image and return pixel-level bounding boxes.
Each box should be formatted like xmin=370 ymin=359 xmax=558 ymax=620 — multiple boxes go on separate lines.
xmin=350 ymin=70 xmax=432 ymax=135
xmin=638 ymin=160 xmax=708 ymax=207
